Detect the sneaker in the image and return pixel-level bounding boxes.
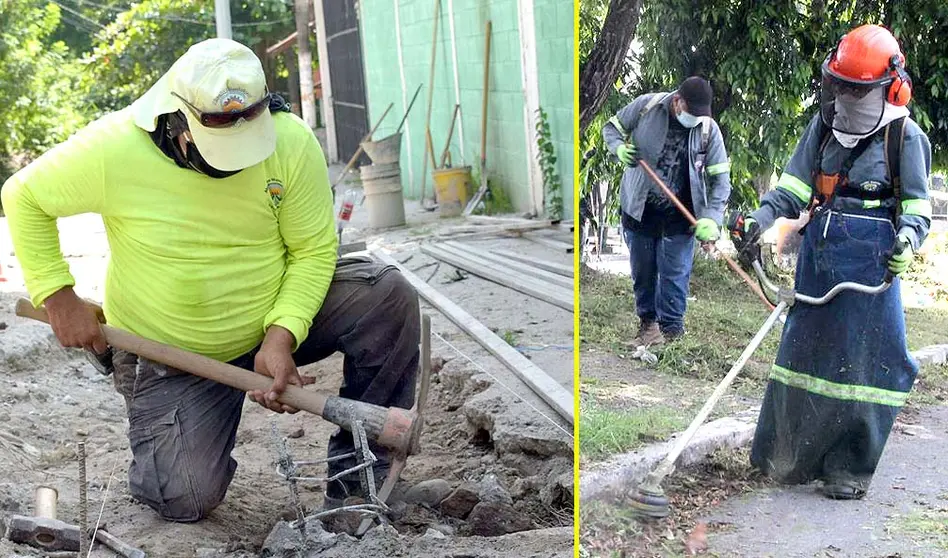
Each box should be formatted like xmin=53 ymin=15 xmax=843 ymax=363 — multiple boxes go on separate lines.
xmin=633 ymin=320 xmax=664 ymax=347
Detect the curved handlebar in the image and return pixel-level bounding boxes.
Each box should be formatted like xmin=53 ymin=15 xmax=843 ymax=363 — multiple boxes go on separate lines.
xmin=751 ymin=261 xmax=891 ymax=306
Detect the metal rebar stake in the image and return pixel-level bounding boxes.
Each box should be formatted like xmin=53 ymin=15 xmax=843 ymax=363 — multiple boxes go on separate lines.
xmin=78 ymin=441 xmax=88 ymax=557
xmin=270 ymin=423 xmax=307 ymax=553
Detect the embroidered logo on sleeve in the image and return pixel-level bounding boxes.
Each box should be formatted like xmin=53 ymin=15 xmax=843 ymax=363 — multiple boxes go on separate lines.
xmin=265 ymin=179 xmax=285 ymax=209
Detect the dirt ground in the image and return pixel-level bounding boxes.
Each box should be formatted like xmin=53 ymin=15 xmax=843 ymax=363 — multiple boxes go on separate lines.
xmin=0 ymin=177 xmax=575 ymax=557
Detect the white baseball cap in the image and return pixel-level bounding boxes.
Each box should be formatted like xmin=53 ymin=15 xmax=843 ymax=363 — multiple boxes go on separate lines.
xmin=131 ymin=38 xmax=276 ymax=171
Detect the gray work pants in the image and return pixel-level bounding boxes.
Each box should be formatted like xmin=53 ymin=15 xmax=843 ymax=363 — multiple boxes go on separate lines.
xmin=110 ymin=256 xmax=420 ymax=522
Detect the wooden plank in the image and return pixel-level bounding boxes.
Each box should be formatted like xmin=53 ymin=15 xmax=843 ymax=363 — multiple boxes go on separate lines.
xmin=464 ymin=215 xmax=539 ymax=225
xmin=421 ymin=244 xmax=573 ymax=311
xmin=339 ymin=241 xmax=367 ymax=255
xmin=490 ymin=249 xmax=572 ymax=278
xmin=436 ymin=220 xmax=553 ymax=237
xmin=442 ymin=241 xmax=572 ymax=289
xmin=373 ymin=250 xmax=574 ymax=424
xmin=523 ymin=232 xmax=573 ymax=253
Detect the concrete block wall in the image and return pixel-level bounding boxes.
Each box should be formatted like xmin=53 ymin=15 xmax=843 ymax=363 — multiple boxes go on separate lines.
xmin=533 ymin=0 xmax=574 ymax=214
xmin=357 ymin=0 xmax=573 ymax=215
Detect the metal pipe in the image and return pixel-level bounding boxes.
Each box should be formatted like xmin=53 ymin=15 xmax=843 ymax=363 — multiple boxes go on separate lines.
xmin=645 ymin=300 xmax=789 ymax=484
xmin=35 ymin=486 xmax=58 ymax=520
xmin=751 ymin=260 xmax=890 ymax=305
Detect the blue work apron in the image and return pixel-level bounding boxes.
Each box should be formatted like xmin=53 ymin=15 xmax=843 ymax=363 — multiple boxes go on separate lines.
xmin=750 ymin=206 xmax=918 ymax=490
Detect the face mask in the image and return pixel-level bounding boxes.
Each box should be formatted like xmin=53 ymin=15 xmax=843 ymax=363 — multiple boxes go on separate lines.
xmin=676 ymin=110 xmax=701 ymax=128
xmin=166 ymin=112 xmax=240 ymax=179
xmin=832 ymin=87 xmax=885 ymax=137
xmin=183 ymin=141 xmax=241 ymax=179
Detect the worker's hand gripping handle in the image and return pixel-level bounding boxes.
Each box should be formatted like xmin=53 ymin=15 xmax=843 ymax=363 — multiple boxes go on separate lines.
xmin=14 ymin=298 xmax=417 ymax=454
xmin=883 ymin=236 xmax=910 ymax=284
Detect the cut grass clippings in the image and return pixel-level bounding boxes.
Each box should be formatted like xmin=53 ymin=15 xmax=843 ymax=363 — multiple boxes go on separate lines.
xmin=579 ymin=447 xmax=775 ymax=558
xmin=580 ymin=402 xmax=687 ymax=460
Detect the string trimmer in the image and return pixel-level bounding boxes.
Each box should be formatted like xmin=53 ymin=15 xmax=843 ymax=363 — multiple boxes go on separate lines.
xmin=627 ymin=250 xmax=896 ymax=519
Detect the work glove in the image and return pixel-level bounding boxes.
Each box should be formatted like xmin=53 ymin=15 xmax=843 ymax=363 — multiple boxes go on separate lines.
xmin=887 ymin=234 xmax=913 ymax=277
xmin=694 ymin=218 xmax=720 ymax=242
xmin=616 ymin=142 xmax=638 ymax=166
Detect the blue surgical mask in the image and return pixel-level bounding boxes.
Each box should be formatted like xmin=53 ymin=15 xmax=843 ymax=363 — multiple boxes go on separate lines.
xmin=676 ymin=110 xmax=701 ymax=128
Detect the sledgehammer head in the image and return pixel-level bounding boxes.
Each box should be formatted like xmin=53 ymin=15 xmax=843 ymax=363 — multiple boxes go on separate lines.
xmin=322 ymin=397 xmax=420 ymax=456
xmin=6 ymin=514 xmax=81 ymax=552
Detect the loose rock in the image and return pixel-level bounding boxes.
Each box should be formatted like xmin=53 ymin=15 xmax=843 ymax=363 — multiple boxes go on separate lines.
xmin=466 ymin=501 xmax=533 ymax=536
xmin=439 ymin=483 xmax=480 ymax=519
xmin=476 ymin=473 xmax=513 ymax=505
xmin=404 ymin=478 xmax=452 ymax=508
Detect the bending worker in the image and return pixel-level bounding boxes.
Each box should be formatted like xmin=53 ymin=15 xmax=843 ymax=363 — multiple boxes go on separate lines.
xmin=1 ymin=39 xmax=419 ymax=520
xmin=732 ymin=24 xmax=932 ymax=500
xmin=603 ymin=76 xmax=732 ymax=346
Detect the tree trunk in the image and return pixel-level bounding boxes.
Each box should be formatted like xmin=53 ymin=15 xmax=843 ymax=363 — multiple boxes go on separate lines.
xmin=285 ymin=51 xmax=302 ymax=117
xmin=579 ymin=0 xmax=644 ymax=134
xmin=752 ymin=168 xmax=773 ymax=201
xmin=295 ymin=0 xmax=317 ymax=129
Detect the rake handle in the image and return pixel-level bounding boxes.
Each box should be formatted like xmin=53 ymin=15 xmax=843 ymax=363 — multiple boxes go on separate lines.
xmin=637 ymin=159 xmax=775 ymax=310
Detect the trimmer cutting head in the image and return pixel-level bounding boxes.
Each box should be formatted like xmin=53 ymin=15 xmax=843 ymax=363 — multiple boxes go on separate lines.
xmin=628 ymin=475 xmax=671 ymax=520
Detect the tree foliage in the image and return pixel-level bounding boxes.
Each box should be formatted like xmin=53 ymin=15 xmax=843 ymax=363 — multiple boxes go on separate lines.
xmin=82 ymin=0 xmax=294 ymax=114
xmin=578 ymin=0 xmax=643 ymax=134
xmin=0 ymin=2 xmax=87 ymax=181
xmin=0 ymin=0 xmax=298 ymax=184
xmin=581 ymin=0 xmax=948 ymax=227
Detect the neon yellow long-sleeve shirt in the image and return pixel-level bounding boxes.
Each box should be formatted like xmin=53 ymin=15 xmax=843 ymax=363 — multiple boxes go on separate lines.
xmin=1 ymin=108 xmax=338 ymax=361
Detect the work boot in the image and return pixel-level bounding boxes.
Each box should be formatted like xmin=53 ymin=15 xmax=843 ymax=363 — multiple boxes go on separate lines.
xmin=661 ymin=327 xmax=685 ymax=342
xmin=633 ymin=320 xmax=664 ymax=347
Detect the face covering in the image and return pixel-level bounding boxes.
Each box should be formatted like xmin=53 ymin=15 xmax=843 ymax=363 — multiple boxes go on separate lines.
xmin=675 ymin=101 xmax=701 ymax=128
xmin=832 ymin=88 xmax=909 ymax=148
xmin=166 ymin=111 xmax=241 ymax=179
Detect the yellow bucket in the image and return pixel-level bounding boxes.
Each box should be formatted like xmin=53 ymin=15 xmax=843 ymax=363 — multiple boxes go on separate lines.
xmin=432 ymin=166 xmax=472 ymax=217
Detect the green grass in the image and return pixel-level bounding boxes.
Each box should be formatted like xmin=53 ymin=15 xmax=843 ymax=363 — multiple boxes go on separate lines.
xmin=581 ymin=254 xmax=948 ymax=392
xmin=498 ymin=328 xmax=522 ymax=346
xmin=580 ymin=403 xmax=687 ymax=459
xmin=886 ymin=508 xmax=948 ymax=550
xmin=908 ymin=363 xmax=948 ymax=406
xmin=580 ymin=256 xmax=781 ymax=388
xmin=905 ymin=306 xmax=948 ymax=350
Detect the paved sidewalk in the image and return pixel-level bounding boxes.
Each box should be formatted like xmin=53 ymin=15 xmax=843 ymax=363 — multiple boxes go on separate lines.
xmin=703 ymin=405 xmax=948 ymax=558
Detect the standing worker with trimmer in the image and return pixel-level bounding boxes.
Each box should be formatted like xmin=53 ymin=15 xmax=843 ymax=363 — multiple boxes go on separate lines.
xmin=730 ymin=24 xmax=932 ymax=500
xmin=603 ymin=76 xmax=733 ymax=346
xmin=1 ymin=39 xmax=419 ymax=521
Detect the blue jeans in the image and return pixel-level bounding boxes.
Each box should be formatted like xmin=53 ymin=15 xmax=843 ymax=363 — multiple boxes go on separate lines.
xmin=622 ymin=227 xmax=695 ymax=334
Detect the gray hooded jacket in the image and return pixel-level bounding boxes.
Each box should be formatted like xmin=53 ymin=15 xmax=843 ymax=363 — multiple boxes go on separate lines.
xmin=602 ymin=91 xmax=732 ymax=225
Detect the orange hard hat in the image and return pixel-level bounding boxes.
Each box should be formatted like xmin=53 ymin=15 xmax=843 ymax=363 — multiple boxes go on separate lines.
xmin=828 ymin=25 xmax=904 ymax=81
xmin=822 ymin=24 xmax=912 ymax=106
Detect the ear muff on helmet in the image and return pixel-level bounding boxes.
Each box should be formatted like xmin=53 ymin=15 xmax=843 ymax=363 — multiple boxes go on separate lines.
xmin=887 ymin=55 xmax=913 ymax=106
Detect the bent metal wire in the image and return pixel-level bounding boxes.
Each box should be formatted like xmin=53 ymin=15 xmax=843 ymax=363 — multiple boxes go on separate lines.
xmin=269 ymin=410 xmax=388 ymax=547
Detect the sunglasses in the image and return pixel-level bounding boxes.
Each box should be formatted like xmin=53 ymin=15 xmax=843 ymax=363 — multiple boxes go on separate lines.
xmin=172 ymin=91 xmax=271 ymax=128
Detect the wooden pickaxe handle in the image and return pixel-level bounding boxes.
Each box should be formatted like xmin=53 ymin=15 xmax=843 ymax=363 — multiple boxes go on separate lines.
xmin=636 ymin=159 xmax=775 ymax=310
xmin=14 ymin=299 xmax=417 ymax=454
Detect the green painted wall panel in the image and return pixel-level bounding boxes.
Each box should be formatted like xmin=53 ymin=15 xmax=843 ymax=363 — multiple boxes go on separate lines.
xmin=356 ymin=0 xmax=573 ymax=216
xmin=534 ymin=0 xmax=574 ymax=215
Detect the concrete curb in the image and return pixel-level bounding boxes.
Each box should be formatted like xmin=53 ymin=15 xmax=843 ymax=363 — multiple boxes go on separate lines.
xmin=579 ymin=345 xmax=947 ymax=504
xmin=579 ymin=408 xmax=760 ymax=504
xmin=913 ymin=344 xmax=948 ymax=366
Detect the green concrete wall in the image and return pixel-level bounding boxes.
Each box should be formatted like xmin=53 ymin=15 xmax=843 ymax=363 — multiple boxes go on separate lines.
xmin=534 ymin=0 xmax=574 ymax=215
xmin=357 ymin=0 xmax=573 ymax=215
